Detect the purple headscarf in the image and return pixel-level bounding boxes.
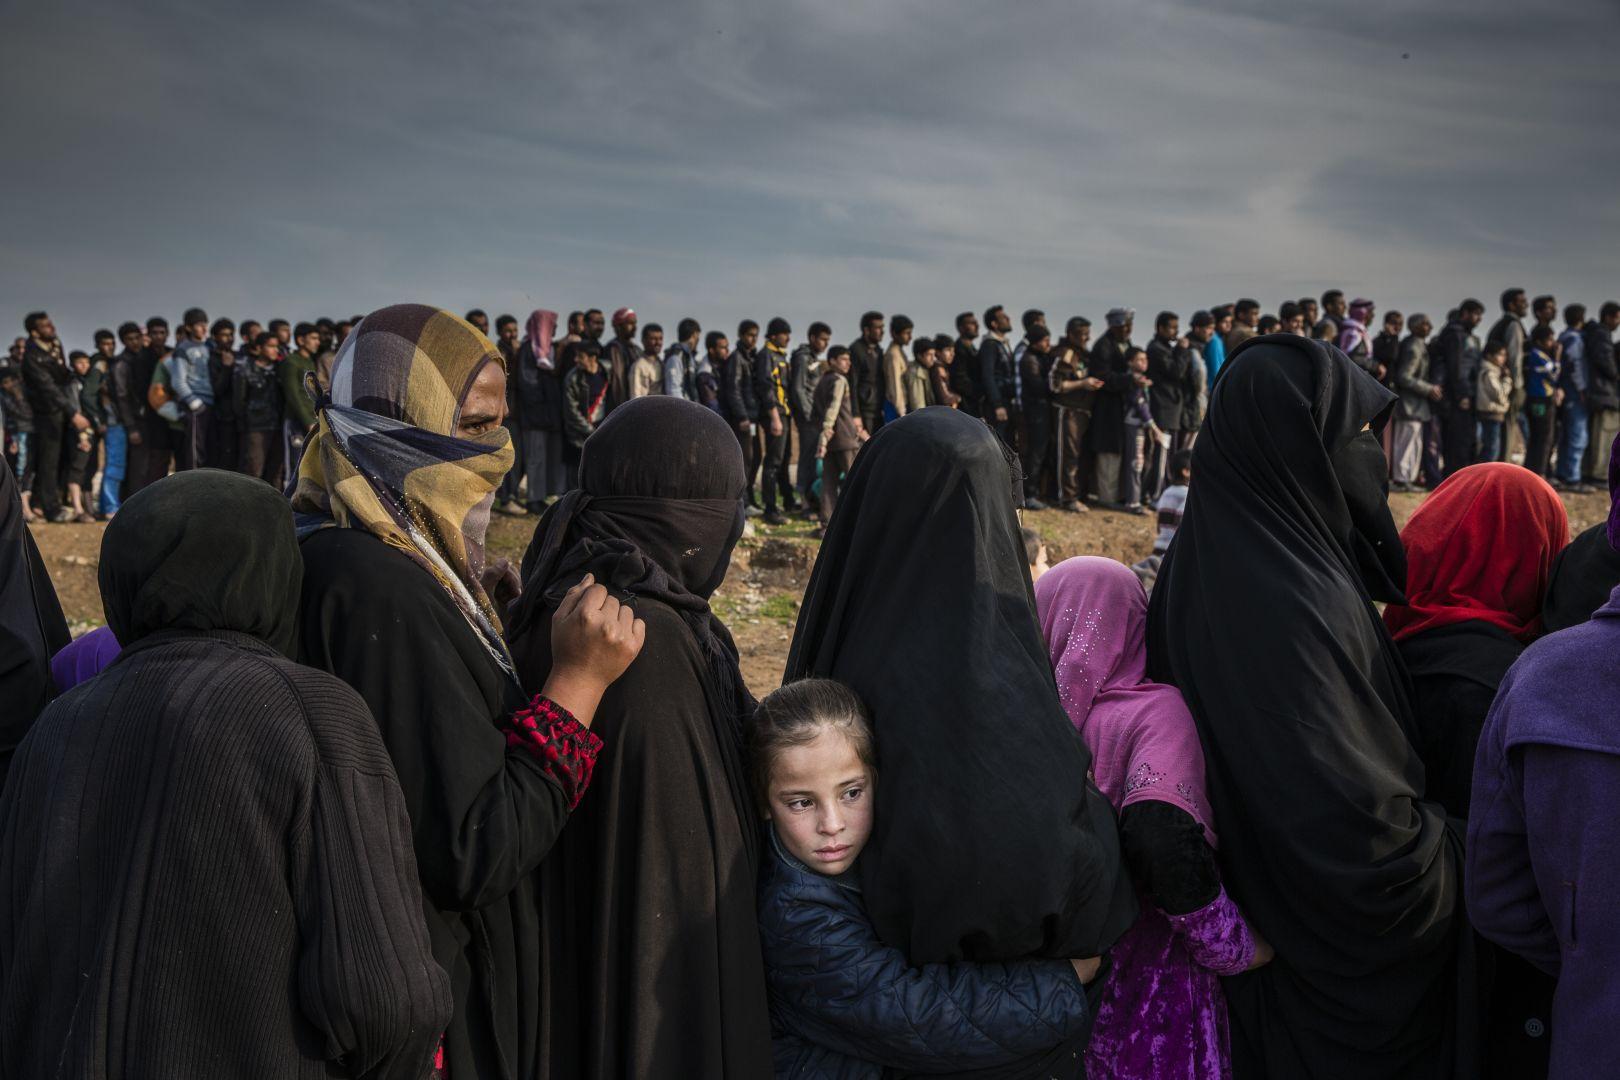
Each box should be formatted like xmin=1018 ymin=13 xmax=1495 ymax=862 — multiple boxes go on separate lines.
xmin=49 ymin=626 xmax=121 ymax=694
xmin=1034 ymin=556 xmax=1217 ymax=843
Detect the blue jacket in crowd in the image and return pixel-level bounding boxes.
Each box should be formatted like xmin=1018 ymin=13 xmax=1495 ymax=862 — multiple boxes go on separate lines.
xmin=169 ymin=338 xmax=215 ymax=409
xmin=758 ymin=826 xmax=1094 ymax=1079
xmin=1557 ymin=327 xmax=1587 ymax=397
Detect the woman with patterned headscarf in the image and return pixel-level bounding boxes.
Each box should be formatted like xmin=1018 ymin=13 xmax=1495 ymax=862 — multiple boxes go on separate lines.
xmin=294 ymin=304 xmax=647 ymax=1080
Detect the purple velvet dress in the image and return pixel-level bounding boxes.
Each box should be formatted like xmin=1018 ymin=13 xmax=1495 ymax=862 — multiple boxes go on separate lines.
xmin=1086 ymin=886 xmax=1253 ymax=1079
xmin=1034 ymin=557 xmax=1259 ymax=1080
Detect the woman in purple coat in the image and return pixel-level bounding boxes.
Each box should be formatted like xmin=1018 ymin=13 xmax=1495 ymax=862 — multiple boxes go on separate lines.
xmin=1467 ymin=437 xmax=1620 ymax=1079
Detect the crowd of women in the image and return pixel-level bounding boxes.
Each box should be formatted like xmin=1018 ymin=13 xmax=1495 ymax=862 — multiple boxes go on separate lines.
xmin=1 ymin=304 xmax=1616 ymax=1080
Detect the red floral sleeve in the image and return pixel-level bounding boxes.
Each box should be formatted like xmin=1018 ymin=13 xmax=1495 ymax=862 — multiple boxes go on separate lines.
xmin=502 ymin=696 xmax=603 ymax=810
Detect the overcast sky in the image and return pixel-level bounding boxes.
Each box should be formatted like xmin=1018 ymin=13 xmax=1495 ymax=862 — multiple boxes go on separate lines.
xmin=4 ymin=0 xmax=1617 ymax=348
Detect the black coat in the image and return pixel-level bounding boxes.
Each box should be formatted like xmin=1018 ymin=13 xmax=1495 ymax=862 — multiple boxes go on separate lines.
xmin=299 ymin=528 xmax=564 ymax=1080
xmin=847 ymin=338 xmax=885 ymax=431
xmin=1582 ymin=320 xmax=1618 ymax=411
xmin=723 ymin=346 xmax=760 ymax=425
xmin=19 ymin=339 xmax=74 ymax=418
xmin=0 ymin=463 xmax=68 ymax=771
xmin=0 ymin=471 xmax=450 ymax=1080
xmin=1085 ymin=332 xmax=1137 ymax=451
xmin=1145 ymin=335 xmax=1192 ymax=430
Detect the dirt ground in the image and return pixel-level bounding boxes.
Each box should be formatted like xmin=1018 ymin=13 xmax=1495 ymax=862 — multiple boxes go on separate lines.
xmin=34 ymin=485 xmax=1613 ymax=698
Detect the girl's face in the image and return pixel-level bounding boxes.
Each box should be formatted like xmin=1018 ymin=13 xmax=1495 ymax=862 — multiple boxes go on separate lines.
xmin=766 ymin=727 xmax=874 ymax=877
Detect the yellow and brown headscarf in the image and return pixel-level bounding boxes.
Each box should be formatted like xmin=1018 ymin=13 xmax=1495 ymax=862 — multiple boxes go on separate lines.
xmin=291 ymin=304 xmax=515 ymax=667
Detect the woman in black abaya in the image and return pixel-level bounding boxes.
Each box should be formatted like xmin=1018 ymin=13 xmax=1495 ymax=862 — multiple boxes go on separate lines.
xmin=1146 ymin=335 xmax=1472 ymax=1079
xmin=507 ymin=395 xmax=773 ymax=1079
xmin=784 ymin=407 xmax=1137 ymax=970
xmin=0 ymin=460 xmax=69 ymax=774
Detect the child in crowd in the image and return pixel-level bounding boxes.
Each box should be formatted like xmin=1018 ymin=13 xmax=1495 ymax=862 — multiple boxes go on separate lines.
xmin=811 ymin=346 xmax=866 ymax=538
xmin=752 ymin=678 xmax=1103 ymax=1079
xmin=1120 ymin=347 xmax=1163 ymax=515
xmin=1132 ymin=448 xmax=1192 ymax=593
xmin=1474 ymin=342 xmax=1513 ymax=463
xmin=1022 ymin=525 xmax=1050 ymax=582
xmin=1522 ymin=324 xmax=1563 ymax=478
xmin=1035 ymin=557 xmax=1270 ymax=1080
xmin=1 ymin=367 xmax=36 ymax=520
xmin=64 ymin=351 xmax=98 ymax=522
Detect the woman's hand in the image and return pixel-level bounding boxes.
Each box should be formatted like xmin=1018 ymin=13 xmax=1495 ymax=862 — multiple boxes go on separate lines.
xmin=542 ymin=574 xmax=647 ymax=727
xmin=1069 ymin=956 xmax=1102 ymax=984
xmin=1247 ymin=931 xmax=1275 ymax=971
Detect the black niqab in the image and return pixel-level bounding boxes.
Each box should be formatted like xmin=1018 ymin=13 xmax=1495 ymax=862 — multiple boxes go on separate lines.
xmin=0 ymin=462 xmax=69 ymax=772
xmin=508 ymin=396 xmax=772 ymax=1078
xmin=101 ymin=470 xmax=301 ymax=657
xmin=785 ymin=406 xmax=1137 ymax=965
xmin=1146 ymin=336 xmax=1470 ymax=1077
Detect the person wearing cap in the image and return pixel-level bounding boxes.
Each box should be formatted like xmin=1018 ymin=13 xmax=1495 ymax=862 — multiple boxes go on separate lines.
xmin=603 ymin=307 xmax=640 ymax=414
xmin=1089 ymin=307 xmax=1143 ymax=507
xmin=754 ymin=316 xmax=798 ymax=525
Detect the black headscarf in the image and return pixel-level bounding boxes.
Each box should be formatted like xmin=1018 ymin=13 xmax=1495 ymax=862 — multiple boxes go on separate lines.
xmin=101 ymin=470 xmax=302 ymax=658
xmin=785 ymin=406 xmax=1137 ymax=965
xmin=510 ymin=395 xmax=751 ymax=758
xmin=0 ymin=463 xmax=69 ymax=773
xmin=508 ymin=396 xmax=773 ymax=1078
xmin=1543 ymin=521 xmax=1620 ymax=633
xmin=1146 ymin=336 xmax=1470 ymax=1077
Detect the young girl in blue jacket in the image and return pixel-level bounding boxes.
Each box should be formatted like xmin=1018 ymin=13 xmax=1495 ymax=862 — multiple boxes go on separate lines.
xmin=751 ymin=678 xmax=1103 ymax=1079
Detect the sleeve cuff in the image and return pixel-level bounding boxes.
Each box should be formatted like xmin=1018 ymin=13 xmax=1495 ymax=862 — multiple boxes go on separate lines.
xmin=502 ymin=696 xmax=604 ymax=810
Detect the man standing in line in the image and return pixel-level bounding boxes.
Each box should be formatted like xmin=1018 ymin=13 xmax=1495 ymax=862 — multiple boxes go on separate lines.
xmin=724 ymin=320 xmax=762 ymax=513
xmin=1144 ymin=311 xmax=1193 ymax=500
xmin=882 ymin=315 xmax=915 ymax=422
xmin=1048 ymin=316 xmax=1100 ymax=512
xmin=811 ymin=345 xmax=867 ymax=537
xmin=109 ymin=322 xmax=149 ymax=498
xmin=1317 ymin=290 xmax=1347 ymax=342
xmin=1487 ymin=288 xmax=1530 ymax=461
xmin=626 ymin=323 xmax=663 ymax=400
xmin=19 ymin=311 xmax=87 ymax=522
xmin=1581 ymin=302 xmax=1620 ymax=484
xmin=132 ymin=316 xmax=174 ymax=490
xmin=848 ymin=310 xmax=886 ymax=435
xmin=754 ymin=317 xmax=798 ymax=525
xmin=1434 ymin=299 xmax=1486 ymax=476
xmin=464 ymin=309 xmax=490 ymax=336
xmin=662 ymin=318 xmax=702 ymax=400
xmin=1204 ymin=305 xmax=1231 ymax=381
xmin=1390 ymin=314 xmax=1442 ymax=492
xmin=1531 ymin=294 xmax=1559 ymax=341
xmin=1298 ymin=297 xmax=1321 ymax=335
xmin=602 ymin=308 xmax=640 ymax=413
xmin=169 ymin=308 xmax=214 ymax=472
xmin=1017 ymin=324 xmax=1053 ymax=510
xmin=977 ymin=305 xmax=1017 ymax=446
xmin=1374 ymin=311 xmax=1404 ymax=383
xmin=1555 ymin=304 xmax=1590 ymax=491
xmin=1225 ymin=299 xmax=1260 ymax=353
xmin=1089 ymin=308 xmax=1146 ymax=509
xmin=492 ymin=314 xmax=527 ymax=513
xmin=953 ymin=311 xmax=981 ymax=416
xmin=207 ymin=318 xmax=241 ymax=472
xmin=1184 ymin=310 xmax=1215 ymax=437
xmin=789 ymin=321 xmax=831 ymax=510
xmin=280 ymin=322 xmax=320 ymax=477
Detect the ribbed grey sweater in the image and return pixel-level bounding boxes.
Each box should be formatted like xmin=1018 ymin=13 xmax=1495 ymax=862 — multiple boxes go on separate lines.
xmin=0 ymin=628 xmax=452 ymax=1080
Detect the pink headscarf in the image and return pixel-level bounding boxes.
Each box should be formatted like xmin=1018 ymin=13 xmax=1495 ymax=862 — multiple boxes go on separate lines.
xmin=1034 ymin=556 xmax=1217 ymax=844
xmin=525 ymin=309 xmax=557 ymax=371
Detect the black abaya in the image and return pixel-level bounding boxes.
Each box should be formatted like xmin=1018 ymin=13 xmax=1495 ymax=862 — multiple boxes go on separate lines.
xmin=1145 ymin=336 xmax=1471 ymax=1079
xmin=1542 ymin=521 xmax=1620 ymax=632
xmin=0 ymin=461 xmax=69 ymax=776
xmin=785 ymin=406 xmax=1137 ymax=966
xmin=506 ymin=396 xmax=773 ymax=1080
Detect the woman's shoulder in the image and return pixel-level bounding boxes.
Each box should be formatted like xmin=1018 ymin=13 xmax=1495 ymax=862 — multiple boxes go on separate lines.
xmin=300 ymin=529 xmax=447 ymax=609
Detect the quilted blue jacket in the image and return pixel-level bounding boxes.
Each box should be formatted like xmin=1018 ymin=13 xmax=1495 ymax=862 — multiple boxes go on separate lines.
xmin=758 ymin=826 xmax=1094 ymax=1079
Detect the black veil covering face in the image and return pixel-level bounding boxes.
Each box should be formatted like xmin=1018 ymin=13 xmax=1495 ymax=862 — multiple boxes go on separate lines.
xmin=508 ymin=396 xmax=773 ymax=1079
xmin=0 ymin=462 xmax=69 ymax=770
xmin=1147 ymin=336 xmax=1472 ymax=1078
xmin=785 ymin=406 xmax=1137 ymax=965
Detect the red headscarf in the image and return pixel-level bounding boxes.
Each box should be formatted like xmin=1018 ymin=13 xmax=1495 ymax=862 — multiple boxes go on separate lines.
xmin=1383 ymin=462 xmax=1569 ymax=643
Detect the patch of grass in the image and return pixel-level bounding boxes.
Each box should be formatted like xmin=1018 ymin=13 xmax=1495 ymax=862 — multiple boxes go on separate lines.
xmin=760 ymin=594 xmax=799 ymax=623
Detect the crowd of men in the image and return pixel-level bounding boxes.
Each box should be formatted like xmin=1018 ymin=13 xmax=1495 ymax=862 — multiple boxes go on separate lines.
xmin=4 ymin=288 xmax=1617 ymax=528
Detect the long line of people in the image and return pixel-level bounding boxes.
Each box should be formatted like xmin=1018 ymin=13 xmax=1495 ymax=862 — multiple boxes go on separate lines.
xmin=2 ymin=305 xmax=1619 ymax=1079
xmin=8 ymin=289 xmax=1616 ymax=534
